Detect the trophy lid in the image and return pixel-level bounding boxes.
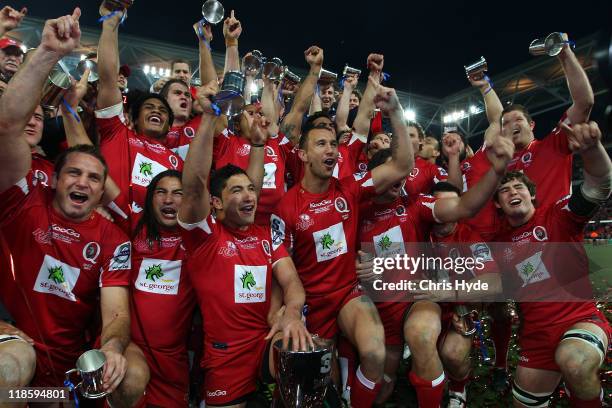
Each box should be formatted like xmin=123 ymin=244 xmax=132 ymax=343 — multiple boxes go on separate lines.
xmin=202 ymin=0 xmax=224 ymax=24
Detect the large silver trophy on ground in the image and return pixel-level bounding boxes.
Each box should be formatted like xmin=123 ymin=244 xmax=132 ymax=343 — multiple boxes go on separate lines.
xmin=273 ymin=337 xmax=334 ymax=407
xmin=65 ymin=349 xmax=108 ymax=399
xmin=529 ymin=32 xmax=567 ymax=57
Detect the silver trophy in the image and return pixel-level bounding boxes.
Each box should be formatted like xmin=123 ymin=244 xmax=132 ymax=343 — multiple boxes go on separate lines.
xmin=273 ymin=337 xmax=334 ymax=407
xmin=318 ymin=68 xmax=337 ymax=85
xmin=529 ymin=32 xmax=566 ymax=57
xmin=263 ymin=57 xmax=284 ymax=81
xmin=76 ymin=59 xmax=99 ymax=83
xmin=201 ymin=0 xmax=225 ymax=25
xmin=281 ymin=68 xmax=301 ymax=90
xmin=65 ymin=349 xmax=108 ymax=399
xmin=41 ymin=63 xmax=71 ymax=109
xmin=464 ymin=56 xmax=488 ymax=81
xmin=216 ymin=70 xmax=245 ymax=117
xmin=243 ymin=50 xmax=264 ymax=75
xmin=103 ymin=0 xmax=133 ymax=11
xmin=454 ymin=304 xmax=477 ymax=336
xmin=342 ymin=64 xmax=361 ymax=78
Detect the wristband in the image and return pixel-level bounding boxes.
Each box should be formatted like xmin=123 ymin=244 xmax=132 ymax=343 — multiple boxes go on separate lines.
xmin=251 ymin=143 xmax=265 ymax=147
xmin=483 ymin=86 xmax=493 ymax=95
xmin=225 ymin=37 xmax=238 ymax=47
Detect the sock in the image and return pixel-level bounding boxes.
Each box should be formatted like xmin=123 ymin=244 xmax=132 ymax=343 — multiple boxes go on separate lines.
xmin=491 ymin=314 xmax=511 ymax=369
xmin=350 ymin=365 xmax=381 ymax=408
xmin=337 ymin=336 xmax=357 ymax=399
xmin=408 ymin=371 xmax=446 ymax=408
xmin=567 ymin=387 xmax=602 ymax=408
xmin=448 ymin=374 xmax=470 ymax=394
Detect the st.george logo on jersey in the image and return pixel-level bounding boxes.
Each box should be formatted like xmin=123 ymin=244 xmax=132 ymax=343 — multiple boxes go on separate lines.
xmin=263 ymin=163 xmax=277 ymax=189
xmin=131 ymin=152 xmax=169 ymax=187
xmin=515 ymin=251 xmax=551 ymax=287
xmin=373 ymin=225 xmax=405 ymax=258
xmin=312 ymin=222 xmax=348 ymax=262
xmin=234 ymin=265 xmax=267 ymax=303
xmin=135 ymin=258 xmax=182 ymax=295
xmin=33 ymin=254 xmax=80 ymax=301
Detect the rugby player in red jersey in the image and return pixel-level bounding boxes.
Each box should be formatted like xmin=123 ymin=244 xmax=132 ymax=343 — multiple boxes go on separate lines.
xmin=178 ymin=83 xmax=312 ymax=407
xmin=0 ymin=10 xmax=148 ymax=406
xmin=131 ymin=170 xmax=196 ymax=407
xmin=96 ymin=3 xmax=183 ymax=233
xmin=355 ymin=138 xmax=508 ymax=407
xmin=494 ymin=121 xmax=610 ymax=408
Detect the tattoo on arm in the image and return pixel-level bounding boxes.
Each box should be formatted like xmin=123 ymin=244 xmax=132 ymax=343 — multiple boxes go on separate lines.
xmin=280 ymin=123 xmax=297 ymax=141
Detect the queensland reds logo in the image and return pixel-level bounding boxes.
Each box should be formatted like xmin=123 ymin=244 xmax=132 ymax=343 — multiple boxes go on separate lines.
xmin=533 ymin=226 xmax=548 ymax=241
xmin=521 ymin=152 xmax=532 ymax=164
xmin=83 ymin=242 xmax=101 ymax=263
xmin=395 ymin=204 xmax=406 ymax=216
xmin=261 ymin=240 xmax=271 ymax=256
xmin=237 ymin=144 xmax=251 ymax=156
xmin=358 ymin=162 xmax=368 ymax=172
xmin=218 ymin=241 xmax=237 ymax=257
xmin=265 ymin=146 xmax=277 ymax=157
xmin=33 ymin=170 xmax=49 ymax=186
xmin=334 ymin=197 xmax=349 ymax=213
xmin=409 ymin=167 xmax=420 ymax=179
xmin=297 ymin=213 xmax=314 ymax=231
xmin=184 ymin=127 xmax=195 ymax=139
xmin=461 ymin=162 xmax=471 ymax=172
xmin=169 ymin=155 xmax=179 ymax=169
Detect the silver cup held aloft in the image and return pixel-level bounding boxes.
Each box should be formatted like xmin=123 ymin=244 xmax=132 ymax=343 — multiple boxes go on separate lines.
xmin=216 ymin=70 xmax=245 ymax=118
xmin=263 ymin=57 xmax=284 ymax=81
xmin=201 ymin=0 xmax=225 ymax=25
xmin=342 ymin=64 xmax=361 ymax=78
xmin=65 ymin=349 xmax=109 ymax=399
xmin=76 ymin=59 xmax=99 ymax=83
xmin=318 ymin=68 xmax=337 ymax=85
xmin=273 ymin=337 xmax=334 ymax=407
xmin=529 ymin=32 xmax=567 ymax=57
xmin=464 ymin=56 xmax=488 ymax=81
xmin=103 ymin=0 xmax=134 ymax=11
xmin=281 ymin=68 xmax=301 ymax=89
xmin=243 ymin=50 xmax=264 ymax=75
xmin=454 ymin=304 xmax=477 ymax=336
xmin=41 ymin=64 xmax=71 ymax=110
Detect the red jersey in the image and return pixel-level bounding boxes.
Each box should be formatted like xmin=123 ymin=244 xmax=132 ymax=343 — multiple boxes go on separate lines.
xmin=493 ymin=197 xmax=597 ymax=330
xmin=179 ymin=214 xmax=288 ymax=367
xmin=460 ymin=145 xmax=499 ymax=240
xmin=95 ymin=103 xmax=183 ymax=233
xmin=404 ymin=156 xmax=448 ymax=197
xmin=30 ymin=152 xmax=54 ymax=189
xmin=213 ymin=129 xmax=293 ymax=225
xmin=507 ymin=116 xmax=573 ymax=208
xmin=430 ymin=222 xmax=499 ymax=280
xmin=131 ymin=225 xmax=195 ymax=406
xmin=164 ymin=115 xmax=203 ymax=161
xmin=0 ymin=178 xmax=131 ymax=385
xmin=335 ymin=134 xmax=367 ymax=179
xmin=271 ymin=173 xmax=376 ymax=298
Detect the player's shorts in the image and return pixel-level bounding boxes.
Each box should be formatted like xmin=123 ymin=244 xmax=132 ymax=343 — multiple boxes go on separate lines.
xmin=139 ymin=345 xmax=190 ymax=407
xmin=518 ymin=309 xmax=611 ymax=371
xmin=375 ymin=302 xmax=411 ymax=346
xmin=31 ymin=346 xmax=78 ymax=387
xmin=202 ymin=335 xmax=269 ymax=406
xmin=305 ymin=284 xmax=362 ymax=339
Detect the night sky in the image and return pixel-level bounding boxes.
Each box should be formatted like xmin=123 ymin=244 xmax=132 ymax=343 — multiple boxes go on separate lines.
xmin=22 ymin=0 xmax=612 ymax=98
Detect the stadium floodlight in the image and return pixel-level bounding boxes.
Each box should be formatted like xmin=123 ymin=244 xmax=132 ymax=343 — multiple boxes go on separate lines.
xmin=403 ymin=109 xmax=416 ymax=122
xmin=469 ymin=105 xmax=479 ymax=114
xmin=151 ymin=66 xmax=157 ymax=76
xmin=249 ymin=82 xmax=259 ymax=94
xmin=80 ymin=54 xmax=86 ymax=61
xmin=143 ymin=65 xmax=150 ymax=75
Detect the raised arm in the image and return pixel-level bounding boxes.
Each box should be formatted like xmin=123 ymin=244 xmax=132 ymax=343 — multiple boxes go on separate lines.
xmin=435 ymin=131 xmax=515 ymax=222
xmin=96 ymin=4 xmax=124 ymax=110
xmin=261 ymin=76 xmax=280 ymax=136
xmin=193 ymin=21 xmax=217 ymax=85
xmin=558 ymin=37 xmax=594 ymax=124
xmin=441 ymin=132 xmax=464 ymax=190
xmin=468 ymin=73 xmax=503 ymax=146
xmin=178 ymin=82 xmax=218 ymax=224
xmin=0 ymin=9 xmax=81 ymax=193
xmin=353 ymin=54 xmax=383 ymax=138
xmin=335 ymin=75 xmax=357 ymax=131
xmin=222 ymin=10 xmax=241 ymax=75
xmin=0 ymin=6 xmax=27 ymax=37
xmin=246 ymin=116 xmax=268 ymax=197
xmin=279 ymin=46 xmax=323 ymax=145
xmin=371 ymin=83 xmax=415 ymax=193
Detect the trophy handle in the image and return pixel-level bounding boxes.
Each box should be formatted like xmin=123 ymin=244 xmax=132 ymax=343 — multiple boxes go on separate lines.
xmin=65 ymin=368 xmax=79 ymax=378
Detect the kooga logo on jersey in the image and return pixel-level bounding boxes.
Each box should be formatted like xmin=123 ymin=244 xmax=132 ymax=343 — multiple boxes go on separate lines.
xmin=207 ymin=390 xmax=227 ymax=397
xmin=310 ymin=199 xmax=332 ymax=209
